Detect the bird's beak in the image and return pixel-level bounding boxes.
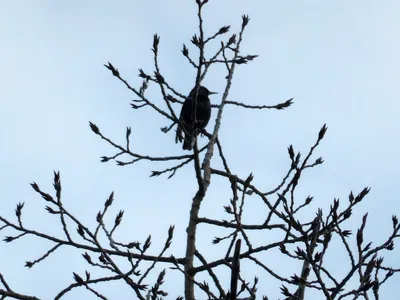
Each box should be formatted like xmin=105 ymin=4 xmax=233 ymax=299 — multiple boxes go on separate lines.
xmin=208 ymin=91 xmax=218 ymax=95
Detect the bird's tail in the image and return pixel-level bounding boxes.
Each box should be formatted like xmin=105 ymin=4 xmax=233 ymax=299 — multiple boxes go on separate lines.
xmin=183 ymin=132 xmax=193 ymax=150
xmin=176 ymin=123 xmax=193 ymax=150
xmin=175 ymin=124 xmax=183 ymax=144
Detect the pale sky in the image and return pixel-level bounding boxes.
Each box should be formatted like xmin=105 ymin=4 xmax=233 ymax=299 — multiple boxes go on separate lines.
xmin=1 ymin=1 xmax=400 ymax=299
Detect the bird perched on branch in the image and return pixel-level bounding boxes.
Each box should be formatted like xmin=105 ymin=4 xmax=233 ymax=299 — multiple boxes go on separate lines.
xmin=176 ymin=86 xmax=216 ymax=150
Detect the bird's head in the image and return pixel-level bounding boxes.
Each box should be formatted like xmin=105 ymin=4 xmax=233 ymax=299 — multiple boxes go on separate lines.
xmin=189 ymin=86 xmax=217 ymax=99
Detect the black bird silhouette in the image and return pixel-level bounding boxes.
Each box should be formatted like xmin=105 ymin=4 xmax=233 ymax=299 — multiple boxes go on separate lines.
xmin=176 ymin=86 xmax=216 ymax=150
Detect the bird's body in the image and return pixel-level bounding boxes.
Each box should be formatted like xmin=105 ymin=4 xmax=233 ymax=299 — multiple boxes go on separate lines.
xmin=176 ymin=86 xmax=215 ymax=150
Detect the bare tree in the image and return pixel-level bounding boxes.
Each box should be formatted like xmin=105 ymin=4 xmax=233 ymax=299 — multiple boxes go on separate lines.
xmin=1 ymin=1 xmax=399 ymax=299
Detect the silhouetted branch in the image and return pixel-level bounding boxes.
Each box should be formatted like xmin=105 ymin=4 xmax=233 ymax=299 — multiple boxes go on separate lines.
xmin=230 ymin=239 xmax=241 ymax=300
xmin=225 ymin=98 xmax=293 ymax=110
xmin=195 ymin=250 xmax=226 ymax=299
xmin=0 ymin=273 xmax=41 ymax=300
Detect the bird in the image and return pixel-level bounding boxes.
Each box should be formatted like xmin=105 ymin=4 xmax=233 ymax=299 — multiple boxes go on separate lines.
xmin=175 ymin=86 xmax=216 ymax=150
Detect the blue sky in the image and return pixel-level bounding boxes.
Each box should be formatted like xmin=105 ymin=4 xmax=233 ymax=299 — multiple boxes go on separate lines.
xmin=1 ymin=0 xmax=399 ymax=299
